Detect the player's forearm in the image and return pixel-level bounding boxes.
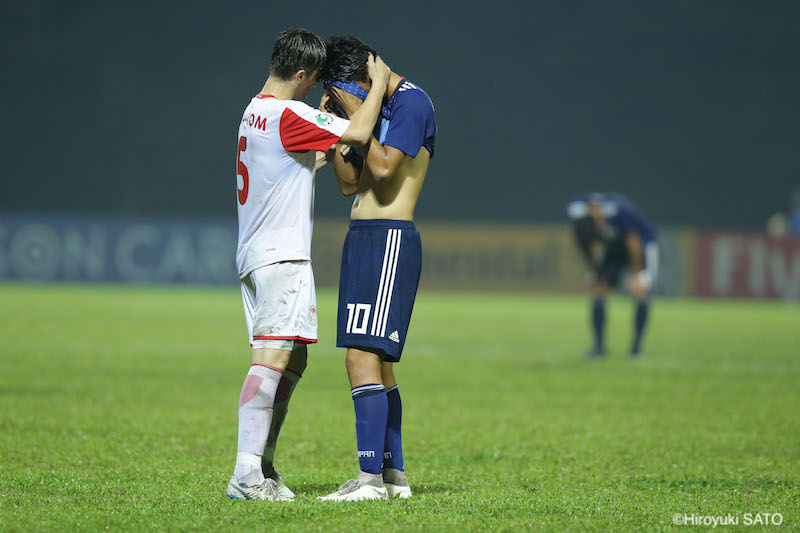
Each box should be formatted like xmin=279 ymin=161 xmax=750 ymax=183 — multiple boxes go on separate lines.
xmin=332 ymin=156 xmax=358 ymax=185
xmin=363 ymin=137 xmax=393 ymax=181
xmin=341 ymin=87 xmax=385 ymax=146
xmin=336 ymin=174 xmax=359 ymax=196
xmin=331 ymin=146 xmax=361 ymax=187
xmin=315 ymin=151 xmax=328 ymax=171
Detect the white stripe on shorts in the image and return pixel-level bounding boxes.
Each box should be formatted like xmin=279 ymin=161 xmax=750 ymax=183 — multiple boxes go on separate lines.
xmin=371 ymin=229 xmax=402 ymax=337
xmin=379 ymin=230 xmax=402 ymax=337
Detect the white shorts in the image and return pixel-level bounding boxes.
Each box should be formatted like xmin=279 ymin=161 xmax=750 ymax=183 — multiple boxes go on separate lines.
xmin=241 ymin=260 xmax=318 ymax=350
xmin=641 ymin=242 xmax=659 ymax=290
xmin=622 ymin=241 xmax=660 ymax=291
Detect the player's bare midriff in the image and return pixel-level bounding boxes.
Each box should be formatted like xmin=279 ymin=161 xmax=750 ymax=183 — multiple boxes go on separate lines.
xmin=351 ymin=148 xmax=430 ymax=221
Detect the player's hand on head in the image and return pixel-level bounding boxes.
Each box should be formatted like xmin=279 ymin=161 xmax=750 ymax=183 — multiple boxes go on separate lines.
xmin=320 ymin=91 xmax=341 ymax=116
xmin=319 ymin=92 xmax=331 ymax=112
xmin=329 ymin=85 xmax=363 ymax=117
xmin=366 ymin=53 xmax=390 ymax=87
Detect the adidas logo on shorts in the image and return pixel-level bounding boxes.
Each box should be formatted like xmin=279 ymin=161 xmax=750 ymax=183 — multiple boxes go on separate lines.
xmin=389 ymin=331 xmax=400 ymax=343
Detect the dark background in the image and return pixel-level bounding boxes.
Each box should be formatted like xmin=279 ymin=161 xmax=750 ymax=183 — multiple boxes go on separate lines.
xmin=2 ymin=0 xmax=798 ymax=229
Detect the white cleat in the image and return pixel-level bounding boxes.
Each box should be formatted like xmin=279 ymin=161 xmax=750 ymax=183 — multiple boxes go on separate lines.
xmin=383 ymin=468 xmax=412 ymax=499
xmin=267 ymin=470 xmax=295 ymax=501
xmin=226 ymin=475 xmax=279 ymax=501
xmin=318 ymin=479 xmax=388 ymax=502
xmin=385 ymin=482 xmax=413 ymax=499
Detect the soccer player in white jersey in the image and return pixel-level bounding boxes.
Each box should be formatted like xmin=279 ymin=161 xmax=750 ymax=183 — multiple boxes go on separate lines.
xmin=227 ymin=28 xmax=390 ymax=501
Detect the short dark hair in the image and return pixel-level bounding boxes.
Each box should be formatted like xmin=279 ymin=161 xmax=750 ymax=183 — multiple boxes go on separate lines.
xmin=270 ymin=28 xmax=326 ymax=81
xmin=321 ymin=34 xmax=377 ymax=83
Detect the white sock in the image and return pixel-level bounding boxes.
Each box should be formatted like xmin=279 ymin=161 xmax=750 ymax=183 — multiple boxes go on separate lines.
xmin=233 ymin=364 xmax=283 ymax=483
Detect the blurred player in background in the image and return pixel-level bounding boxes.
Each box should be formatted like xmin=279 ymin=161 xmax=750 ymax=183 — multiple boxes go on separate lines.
xmin=766 ymin=185 xmax=800 ymax=237
xmin=790 ymin=185 xmax=800 ymax=236
xmin=567 ymin=193 xmax=658 ymax=358
xmin=316 ymin=35 xmax=437 ymax=501
xmin=228 ymin=28 xmax=389 ymax=501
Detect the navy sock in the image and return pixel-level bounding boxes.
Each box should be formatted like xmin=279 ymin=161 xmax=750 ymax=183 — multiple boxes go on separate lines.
xmin=383 ymin=385 xmax=404 ymax=472
xmin=633 ymin=299 xmax=649 ymax=353
xmin=351 ymin=384 xmax=388 ymax=475
xmin=592 ymin=298 xmax=606 ymax=350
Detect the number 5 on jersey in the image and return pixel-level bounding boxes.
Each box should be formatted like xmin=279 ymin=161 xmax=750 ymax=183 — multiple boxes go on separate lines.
xmin=345 ymin=303 xmax=371 ymax=335
xmin=237 ymin=136 xmax=249 ymax=205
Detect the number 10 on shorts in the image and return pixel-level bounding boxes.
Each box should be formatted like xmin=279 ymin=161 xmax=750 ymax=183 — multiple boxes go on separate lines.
xmin=345 ymin=303 xmax=371 ymax=335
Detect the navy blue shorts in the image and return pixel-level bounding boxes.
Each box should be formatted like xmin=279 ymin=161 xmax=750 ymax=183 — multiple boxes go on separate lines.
xmin=336 ymin=220 xmax=421 ymax=362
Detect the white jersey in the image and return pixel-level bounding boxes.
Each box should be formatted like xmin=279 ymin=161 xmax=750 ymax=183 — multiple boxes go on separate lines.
xmin=235 ymin=94 xmax=349 ymax=277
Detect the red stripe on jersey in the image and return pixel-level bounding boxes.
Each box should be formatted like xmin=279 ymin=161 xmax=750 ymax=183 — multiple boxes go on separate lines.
xmin=252 ymin=335 xmax=318 ymax=345
xmin=279 ymin=108 xmax=341 ymax=153
xmin=256 ymin=94 xmax=276 ymax=99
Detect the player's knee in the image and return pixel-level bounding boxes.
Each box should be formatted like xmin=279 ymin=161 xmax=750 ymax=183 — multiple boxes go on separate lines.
xmin=344 ymin=351 xmax=364 ymax=375
xmin=345 ymin=348 xmax=382 ymax=380
xmin=381 ymin=362 xmax=396 ymax=387
xmin=251 ymin=347 xmax=292 ymax=370
xmin=591 ymin=283 xmax=608 ymax=298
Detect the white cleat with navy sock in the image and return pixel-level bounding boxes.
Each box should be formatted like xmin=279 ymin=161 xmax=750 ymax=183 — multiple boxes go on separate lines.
xmin=318 ymin=471 xmax=388 ymax=501
xmin=383 ymin=468 xmax=412 ymax=498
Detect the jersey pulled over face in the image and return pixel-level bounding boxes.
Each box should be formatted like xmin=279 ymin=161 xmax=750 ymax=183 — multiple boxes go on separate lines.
xmin=236 ymin=95 xmax=349 ymax=278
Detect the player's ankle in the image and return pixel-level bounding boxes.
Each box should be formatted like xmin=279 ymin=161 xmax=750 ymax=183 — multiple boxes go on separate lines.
xmin=357 ymin=470 xmax=385 ymax=488
xmin=383 ymin=468 xmax=408 ymax=486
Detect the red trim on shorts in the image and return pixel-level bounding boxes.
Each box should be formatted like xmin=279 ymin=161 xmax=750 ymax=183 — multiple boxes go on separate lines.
xmin=286 ymin=368 xmax=303 ymax=379
xmin=251 ymin=363 xmax=284 ymax=374
xmin=252 ymin=335 xmax=318 ymax=345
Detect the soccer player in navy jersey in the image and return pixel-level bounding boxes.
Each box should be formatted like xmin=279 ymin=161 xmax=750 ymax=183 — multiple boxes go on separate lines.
xmin=567 ymin=194 xmax=658 ymax=358
xmin=316 ymin=35 xmax=437 ymax=501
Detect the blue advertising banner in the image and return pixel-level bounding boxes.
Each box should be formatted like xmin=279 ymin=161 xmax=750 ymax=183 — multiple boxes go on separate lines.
xmin=1 ymin=212 xmax=688 ymax=296
xmin=0 ymin=212 xmax=238 ymax=284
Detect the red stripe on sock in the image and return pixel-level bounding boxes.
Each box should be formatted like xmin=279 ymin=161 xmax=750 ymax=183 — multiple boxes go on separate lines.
xmin=238 ymin=374 xmax=264 ymax=407
xmin=286 ymin=368 xmax=303 ymax=379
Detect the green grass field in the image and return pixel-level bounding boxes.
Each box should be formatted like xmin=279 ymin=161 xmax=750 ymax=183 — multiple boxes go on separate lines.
xmin=1 ymin=284 xmax=798 ymax=531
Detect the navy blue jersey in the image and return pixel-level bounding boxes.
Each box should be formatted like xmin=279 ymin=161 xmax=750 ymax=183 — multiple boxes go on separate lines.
xmin=790 ymin=210 xmax=800 ymax=236
xmin=373 ymin=79 xmax=437 ymax=158
xmin=567 ymin=194 xmax=656 ymax=245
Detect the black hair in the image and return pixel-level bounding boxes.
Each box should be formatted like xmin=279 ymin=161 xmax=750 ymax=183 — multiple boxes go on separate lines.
xmin=321 ymin=34 xmax=377 ymax=82
xmin=270 ymin=28 xmax=326 ymax=81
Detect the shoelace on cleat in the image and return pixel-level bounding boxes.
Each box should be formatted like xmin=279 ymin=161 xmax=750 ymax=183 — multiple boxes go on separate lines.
xmin=259 ymin=478 xmax=279 ymax=498
xmin=336 ymin=479 xmax=362 ymax=494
